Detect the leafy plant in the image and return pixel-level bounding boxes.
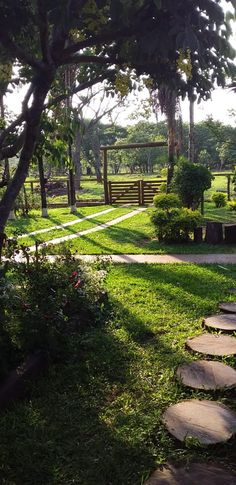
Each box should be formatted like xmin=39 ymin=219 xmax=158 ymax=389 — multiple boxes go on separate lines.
xmin=153 ymin=193 xmax=181 ymax=210
xmin=173 ymin=159 xmax=213 ymax=209
xmin=151 ymin=194 xmax=201 ymax=242
xmin=212 ymin=192 xmax=227 ymax=208
xmin=228 ymin=200 xmax=236 ymax=211
xmin=0 ymin=250 xmax=109 ymax=376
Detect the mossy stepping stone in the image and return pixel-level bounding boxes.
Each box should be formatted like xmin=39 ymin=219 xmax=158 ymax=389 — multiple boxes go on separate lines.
xmin=162 ymin=399 xmax=236 ymax=444
xmin=219 ymin=302 xmax=236 ymax=313
xmin=186 ymin=334 xmax=236 ymax=356
xmin=177 ymin=360 xmax=236 ymax=390
xmin=204 ymin=314 xmax=236 ymax=332
xmin=145 ymin=463 xmax=236 ymax=484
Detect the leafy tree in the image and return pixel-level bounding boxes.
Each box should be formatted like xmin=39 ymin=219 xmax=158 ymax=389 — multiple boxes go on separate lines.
xmin=173 ymin=159 xmax=213 ymax=208
xmin=0 ymin=0 xmax=235 ymax=255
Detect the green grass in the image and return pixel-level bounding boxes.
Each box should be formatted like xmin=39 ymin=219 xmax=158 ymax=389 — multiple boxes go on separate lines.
xmin=13 ymin=207 xmax=134 ymax=248
xmin=1 ymin=264 xmax=236 ymax=484
xmin=46 ymin=204 xmax=236 ymax=255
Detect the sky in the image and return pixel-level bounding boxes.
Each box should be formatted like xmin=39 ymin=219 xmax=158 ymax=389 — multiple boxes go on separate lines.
xmin=5 ymin=0 xmax=236 ymax=127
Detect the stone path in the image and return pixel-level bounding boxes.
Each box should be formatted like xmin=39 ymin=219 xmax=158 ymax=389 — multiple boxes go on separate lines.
xmin=64 ymin=254 xmax=236 ymax=264
xmin=162 ymin=399 xmax=236 ymax=444
xmin=19 ymin=207 xmax=116 ymax=238
xmin=28 ymin=207 xmax=146 ymax=251
xmin=186 ymin=333 xmax=236 ymax=356
xmin=204 ymin=314 xmax=236 ymax=332
xmin=176 ymin=360 xmax=236 ymax=390
xmin=145 ymin=463 xmax=236 ymax=484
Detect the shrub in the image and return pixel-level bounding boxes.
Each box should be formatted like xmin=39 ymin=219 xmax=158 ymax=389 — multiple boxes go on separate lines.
xmin=212 ymin=192 xmax=227 ymax=208
xmin=159 ymin=182 xmax=167 ymax=193
xmin=0 ymin=251 xmax=109 ymax=377
xmin=173 ymin=159 xmax=213 ymax=209
xmin=153 ymin=193 xmax=181 ymax=210
xmin=151 ymin=205 xmax=202 ymax=242
xmin=228 ymin=200 xmax=236 ymax=211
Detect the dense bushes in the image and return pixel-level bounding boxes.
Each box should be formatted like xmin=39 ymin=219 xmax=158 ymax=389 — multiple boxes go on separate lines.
xmin=173 ymin=159 xmax=213 ymax=209
xmin=212 ymin=192 xmax=227 ymax=208
xmin=151 ymin=193 xmax=202 ymax=242
xmin=0 ymin=252 xmax=109 ymax=379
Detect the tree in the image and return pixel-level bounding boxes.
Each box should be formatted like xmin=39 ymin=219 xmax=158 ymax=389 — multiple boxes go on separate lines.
xmin=0 ymin=0 xmax=235 ymax=256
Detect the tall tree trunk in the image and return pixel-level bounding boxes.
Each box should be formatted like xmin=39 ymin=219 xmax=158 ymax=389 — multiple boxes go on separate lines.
xmin=38 ymin=155 xmax=48 ymax=217
xmin=92 ymin=131 xmax=102 ymax=183
xmin=166 ymin=113 xmax=176 ymax=191
xmin=73 ymin=127 xmax=82 ymax=191
xmin=0 ymin=95 xmax=10 ymax=186
xmin=0 ymin=73 xmax=55 ymax=258
xmin=188 ymin=92 xmax=195 ymax=162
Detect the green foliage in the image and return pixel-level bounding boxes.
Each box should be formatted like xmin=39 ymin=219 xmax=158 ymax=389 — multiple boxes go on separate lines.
xmin=0 ymin=252 xmax=108 ymax=376
xmin=151 ymin=195 xmax=202 ymax=242
xmin=228 ymin=200 xmax=236 ymax=212
xmin=173 ymin=159 xmax=213 ymax=209
xmin=212 ymin=192 xmax=227 ymax=208
xmin=153 ymin=193 xmax=181 ymax=210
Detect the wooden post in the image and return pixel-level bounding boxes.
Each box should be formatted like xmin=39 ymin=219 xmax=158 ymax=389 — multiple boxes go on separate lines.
xmin=103 ymin=149 xmax=109 ymax=204
xmin=67 ymin=179 xmax=70 ymax=206
xmin=194 ymin=227 xmax=203 ymax=243
xmin=201 ymin=193 xmax=204 ymax=215
xmin=205 ymin=222 xmax=223 ymax=244
xmin=227 ymin=175 xmax=231 ymax=201
xmin=108 ymin=181 xmax=112 ymax=205
xmin=225 ymin=224 xmax=236 ymax=244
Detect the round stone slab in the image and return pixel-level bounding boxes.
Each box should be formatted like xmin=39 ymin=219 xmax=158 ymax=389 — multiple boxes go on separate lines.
xmin=186 ymin=334 xmax=236 ymax=356
xmin=176 ymin=360 xmax=236 ymax=390
xmin=204 ymin=314 xmax=236 ymax=332
xmin=145 ymin=463 xmax=236 ymax=484
xmin=219 ymin=302 xmax=236 ymax=313
xmin=162 ymin=399 xmax=236 ymax=444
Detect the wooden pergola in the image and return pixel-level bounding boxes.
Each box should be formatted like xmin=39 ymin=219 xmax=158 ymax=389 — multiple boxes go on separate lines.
xmin=100 ymin=140 xmax=168 ymax=204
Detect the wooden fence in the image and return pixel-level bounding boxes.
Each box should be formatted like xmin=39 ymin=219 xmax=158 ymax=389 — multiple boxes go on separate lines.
xmin=108 ymin=179 xmax=166 ymax=205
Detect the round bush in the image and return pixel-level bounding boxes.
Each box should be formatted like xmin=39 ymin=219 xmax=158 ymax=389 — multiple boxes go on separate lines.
xmin=173 ymin=159 xmax=213 ymax=209
xmin=212 ymin=192 xmax=227 ymax=208
xmin=153 ymin=193 xmax=181 ymax=210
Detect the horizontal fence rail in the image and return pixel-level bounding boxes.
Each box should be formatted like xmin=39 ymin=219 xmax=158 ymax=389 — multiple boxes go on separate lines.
xmin=108 ymin=179 xmax=166 ymax=205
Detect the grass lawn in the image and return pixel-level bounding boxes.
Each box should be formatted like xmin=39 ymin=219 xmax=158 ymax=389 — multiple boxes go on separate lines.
xmin=45 ymin=203 xmax=236 ymax=255
xmin=7 ymin=206 xmax=134 ymax=248
xmin=1 ymin=264 xmax=236 ymax=484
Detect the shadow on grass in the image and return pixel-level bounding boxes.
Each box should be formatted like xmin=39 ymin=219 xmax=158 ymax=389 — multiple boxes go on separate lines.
xmin=1 ymin=265 xmax=236 ymax=483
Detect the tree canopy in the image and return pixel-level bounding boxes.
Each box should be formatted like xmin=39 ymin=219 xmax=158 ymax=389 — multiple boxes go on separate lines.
xmin=0 ymin=0 xmax=235 ymax=245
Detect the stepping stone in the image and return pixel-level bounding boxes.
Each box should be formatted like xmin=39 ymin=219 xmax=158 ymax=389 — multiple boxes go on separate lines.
xmin=176 ymin=360 xmax=236 ymax=390
xmin=219 ymin=302 xmax=236 ymax=313
xmin=145 ymin=462 xmax=236 ymax=484
xmin=204 ymin=314 xmax=236 ymax=332
xmin=162 ymin=399 xmax=236 ymax=444
xmin=186 ymin=334 xmax=236 ymax=356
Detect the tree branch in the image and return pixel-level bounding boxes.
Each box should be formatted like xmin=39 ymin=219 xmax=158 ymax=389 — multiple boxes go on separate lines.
xmin=37 ymin=0 xmax=52 ymax=64
xmin=45 ymin=74 xmax=108 ymax=109
xmin=0 ymin=32 xmax=44 ymax=70
xmin=0 ymin=114 xmax=25 ymax=146
xmin=59 ymin=54 xmax=114 ymax=66
xmin=0 ymin=130 xmax=25 ymax=162
xmin=61 ymin=28 xmax=136 ymax=57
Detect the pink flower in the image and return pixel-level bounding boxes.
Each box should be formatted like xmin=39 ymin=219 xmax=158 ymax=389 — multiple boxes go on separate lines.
xmin=70 ymin=271 xmax=78 ymax=281
xmin=74 ymin=279 xmax=82 ymax=289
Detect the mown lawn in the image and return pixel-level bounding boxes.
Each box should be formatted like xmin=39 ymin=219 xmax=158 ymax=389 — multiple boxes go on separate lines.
xmin=0 ymin=264 xmax=236 ymax=484
xmin=46 ymin=203 xmax=236 ymax=255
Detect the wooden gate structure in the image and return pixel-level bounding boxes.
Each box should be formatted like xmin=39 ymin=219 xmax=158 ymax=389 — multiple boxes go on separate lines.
xmin=100 ymin=140 xmax=168 ymax=205
xmin=108 ymin=178 xmax=166 ymax=205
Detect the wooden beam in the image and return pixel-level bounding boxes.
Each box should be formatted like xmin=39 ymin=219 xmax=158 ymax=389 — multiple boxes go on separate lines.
xmin=100 ymin=141 xmax=167 ymax=151
xmin=103 ymin=149 xmax=109 ymax=204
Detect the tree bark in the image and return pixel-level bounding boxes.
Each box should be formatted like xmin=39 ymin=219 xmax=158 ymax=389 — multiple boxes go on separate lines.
xmin=91 ymin=130 xmax=102 ymax=183
xmin=188 ymin=94 xmax=195 ymax=162
xmin=0 ymin=71 xmax=55 ymax=257
xmin=166 ymin=116 xmax=176 ymax=190
xmin=38 ymin=155 xmax=48 ymax=217
xmin=73 ymin=127 xmax=82 ymax=191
